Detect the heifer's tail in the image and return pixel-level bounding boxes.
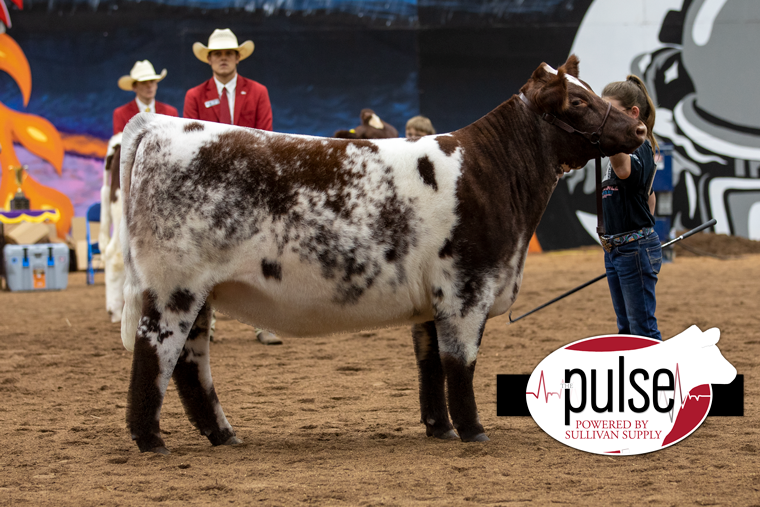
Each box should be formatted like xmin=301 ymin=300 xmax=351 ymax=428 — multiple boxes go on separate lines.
xmin=120 ymin=113 xmax=154 ymax=201
xmin=119 ymin=113 xmax=157 ymax=352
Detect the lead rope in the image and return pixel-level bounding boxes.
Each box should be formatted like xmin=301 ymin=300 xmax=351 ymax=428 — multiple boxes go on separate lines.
xmin=596 ymin=155 xmax=604 ymax=236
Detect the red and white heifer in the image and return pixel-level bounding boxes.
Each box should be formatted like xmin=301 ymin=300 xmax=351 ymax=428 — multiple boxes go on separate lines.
xmin=99 ymin=133 xmax=125 ymax=323
xmin=119 ymin=55 xmax=645 ymax=454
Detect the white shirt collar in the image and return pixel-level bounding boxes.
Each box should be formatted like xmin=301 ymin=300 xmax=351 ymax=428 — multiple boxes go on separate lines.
xmin=214 ymin=74 xmax=238 ymax=96
xmin=136 ymin=97 xmax=155 ymax=113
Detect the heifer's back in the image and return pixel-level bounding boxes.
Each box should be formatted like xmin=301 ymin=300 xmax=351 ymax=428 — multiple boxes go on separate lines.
xmin=121 ymin=114 xmax=470 ymax=349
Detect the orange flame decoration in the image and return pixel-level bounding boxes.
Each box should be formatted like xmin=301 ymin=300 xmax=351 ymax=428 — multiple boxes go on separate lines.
xmin=0 ymin=31 xmax=73 ymax=238
xmin=0 ymin=32 xmax=29 ymax=104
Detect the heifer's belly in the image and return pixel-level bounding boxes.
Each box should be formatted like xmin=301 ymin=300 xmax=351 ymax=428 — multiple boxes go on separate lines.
xmin=209 ymin=278 xmax=434 ymax=337
xmin=208 ymin=243 xmax=438 ymax=336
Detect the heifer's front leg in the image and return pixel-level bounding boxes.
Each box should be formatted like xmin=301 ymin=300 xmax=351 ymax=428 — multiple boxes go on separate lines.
xmin=435 ymin=312 xmax=489 ymax=442
xmin=172 ymin=301 xmax=240 ymax=446
xmin=412 ymin=322 xmax=457 ymax=439
xmin=127 ymin=289 xmax=199 ymax=454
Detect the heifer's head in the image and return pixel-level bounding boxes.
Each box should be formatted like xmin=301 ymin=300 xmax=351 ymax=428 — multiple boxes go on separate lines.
xmin=519 ymin=55 xmax=646 ymax=171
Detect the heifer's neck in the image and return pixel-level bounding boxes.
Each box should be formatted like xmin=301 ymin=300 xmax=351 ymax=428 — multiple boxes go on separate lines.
xmin=457 ymin=96 xmax=567 ymax=237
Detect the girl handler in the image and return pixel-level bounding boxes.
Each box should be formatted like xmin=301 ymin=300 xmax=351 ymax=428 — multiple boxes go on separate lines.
xmin=600 ymin=75 xmax=662 ymax=340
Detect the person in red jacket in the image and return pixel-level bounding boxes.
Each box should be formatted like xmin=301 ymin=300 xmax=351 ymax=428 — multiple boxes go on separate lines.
xmin=113 ymin=60 xmax=178 ymax=135
xmin=185 ymin=29 xmax=280 ymax=345
xmin=183 ymin=28 xmax=273 ymax=131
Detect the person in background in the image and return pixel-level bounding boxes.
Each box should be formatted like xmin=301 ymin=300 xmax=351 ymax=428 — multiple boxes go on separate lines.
xmin=600 ymin=75 xmax=662 ymax=341
xmin=184 ymin=28 xmax=273 ymax=130
xmin=405 ymin=115 xmax=436 ymax=139
xmin=184 ymin=28 xmax=280 ymax=345
xmin=113 ymin=60 xmax=178 ymax=135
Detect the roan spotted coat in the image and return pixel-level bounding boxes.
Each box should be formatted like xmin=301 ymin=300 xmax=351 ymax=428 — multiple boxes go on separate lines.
xmin=120 ymin=56 xmax=646 ymax=454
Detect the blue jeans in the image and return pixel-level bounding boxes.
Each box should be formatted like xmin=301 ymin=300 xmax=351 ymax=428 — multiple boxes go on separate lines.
xmin=604 ymin=232 xmax=662 ymax=340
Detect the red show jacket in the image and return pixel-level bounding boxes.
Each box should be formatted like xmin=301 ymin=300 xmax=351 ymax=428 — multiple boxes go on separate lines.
xmin=183 ymin=76 xmax=273 ymax=131
xmin=113 ymin=100 xmax=179 ymax=135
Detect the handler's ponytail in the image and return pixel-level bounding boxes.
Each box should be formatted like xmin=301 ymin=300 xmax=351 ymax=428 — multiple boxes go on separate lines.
xmin=602 ymin=75 xmax=659 ymax=155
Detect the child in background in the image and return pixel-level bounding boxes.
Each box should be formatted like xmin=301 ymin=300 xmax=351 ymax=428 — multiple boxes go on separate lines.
xmin=405 ymin=115 xmax=436 ymax=138
xmin=600 ymin=75 xmax=662 ymax=340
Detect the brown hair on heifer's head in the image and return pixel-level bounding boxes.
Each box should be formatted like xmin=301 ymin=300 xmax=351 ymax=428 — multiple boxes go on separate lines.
xmin=520 ymin=54 xmax=582 ymax=114
xmin=360 ymin=109 xmax=375 ymax=124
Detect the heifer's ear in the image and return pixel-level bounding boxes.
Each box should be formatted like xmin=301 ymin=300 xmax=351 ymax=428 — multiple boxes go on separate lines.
xmin=528 ymin=62 xmax=552 ymax=84
xmin=560 ymin=54 xmax=580 ymax=78
xmin=534 ymin=68 xmax=569 ymax=113
xmin=519 ymin=62 xmax=552 ymax=98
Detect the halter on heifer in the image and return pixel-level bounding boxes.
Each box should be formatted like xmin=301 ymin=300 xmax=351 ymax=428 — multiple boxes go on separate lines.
xmin=518 ymin=92 xmax=612 ymax=156
xmin=518 ymin=92 xmax=612 ymax=237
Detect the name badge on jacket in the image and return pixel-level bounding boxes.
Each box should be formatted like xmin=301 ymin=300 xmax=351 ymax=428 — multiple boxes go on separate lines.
xmin=204 ymin=98 xmax=220 ymax=108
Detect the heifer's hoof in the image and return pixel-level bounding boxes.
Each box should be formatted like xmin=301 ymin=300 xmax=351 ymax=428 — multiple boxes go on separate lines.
xmin=145 ymin=446 xmax=170 ymax=455
xmin=134 ymin=434 xmax=167 ymax=453
xmin=435 ymin=429 xmax=460 ymax=440
xmin=207 ymin=428 xmax=240 ymax=446
xmin=223 ymin=436 xmax=243 ymax=446
xmin=425 ymin=424 xmax=458 ymax=440
xmin=256 ymin=330 xmax=283 ymax=345
xmin=461 ymin=433 xmax=489 ymax=443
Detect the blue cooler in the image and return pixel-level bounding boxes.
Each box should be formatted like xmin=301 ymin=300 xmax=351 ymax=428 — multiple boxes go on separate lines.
xmin=3 ymin=243 xmax=69 ymax=291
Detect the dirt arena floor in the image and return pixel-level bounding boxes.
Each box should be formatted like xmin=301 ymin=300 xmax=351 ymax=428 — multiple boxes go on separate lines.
xmin=1 ymin=236 xmax=759 ymax=506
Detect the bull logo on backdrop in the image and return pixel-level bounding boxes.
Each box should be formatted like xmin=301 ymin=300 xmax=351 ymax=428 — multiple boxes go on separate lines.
xmin=564 ymin=0 xmax=760 ymax=243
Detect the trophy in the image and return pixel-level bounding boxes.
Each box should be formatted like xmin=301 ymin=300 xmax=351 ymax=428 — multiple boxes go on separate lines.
xmin=10 ymin=165 xmax=30 ymax=211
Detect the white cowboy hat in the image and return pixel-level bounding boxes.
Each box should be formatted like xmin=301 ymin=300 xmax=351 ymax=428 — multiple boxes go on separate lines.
xmin=193 ymin=28 xmax=254 ymax=63
xmin=118 ymin=60 xmax=167 ymax=91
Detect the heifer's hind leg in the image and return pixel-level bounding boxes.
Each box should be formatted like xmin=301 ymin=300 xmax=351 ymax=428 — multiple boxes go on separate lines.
xmin=412 ymin=322 xmax=457 ymax=439
xmin=127 ymin=289 xmax=201 ymax=454
xmin=172 ymin=301 xmax=240 ymax=446
xmin=435 ymin=313 xmax=489 ymax=442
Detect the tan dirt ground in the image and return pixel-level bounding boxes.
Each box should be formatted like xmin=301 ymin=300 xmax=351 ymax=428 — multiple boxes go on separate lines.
xmin=0 ymin=240 xmax=758 ymax=506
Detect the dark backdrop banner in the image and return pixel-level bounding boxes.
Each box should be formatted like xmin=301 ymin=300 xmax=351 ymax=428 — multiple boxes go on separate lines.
xmin=1 ymin=0 xmax=594 ymax=238
xmin=2 ymin=0 xmax=589 ymax=138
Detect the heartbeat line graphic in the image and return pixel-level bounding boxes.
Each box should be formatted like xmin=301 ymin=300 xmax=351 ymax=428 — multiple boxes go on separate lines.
xmin=526 ymin=370 xmax=564 ymax=402
xmin=526 ymin=364 xmax=710 ymax=413
xmin=669 ymin=363 xmax=711 ymax=422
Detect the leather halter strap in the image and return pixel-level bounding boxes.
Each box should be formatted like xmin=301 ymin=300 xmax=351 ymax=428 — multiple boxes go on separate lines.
xmin=518 ymin=92 xmax=610 ymax=235
xmin=518 ymin=92 xmax=612 ymax=156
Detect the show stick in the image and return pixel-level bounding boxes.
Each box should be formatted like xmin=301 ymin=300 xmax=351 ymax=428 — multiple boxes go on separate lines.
xmin=508 ymin=219 xmax=717 ymax=323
